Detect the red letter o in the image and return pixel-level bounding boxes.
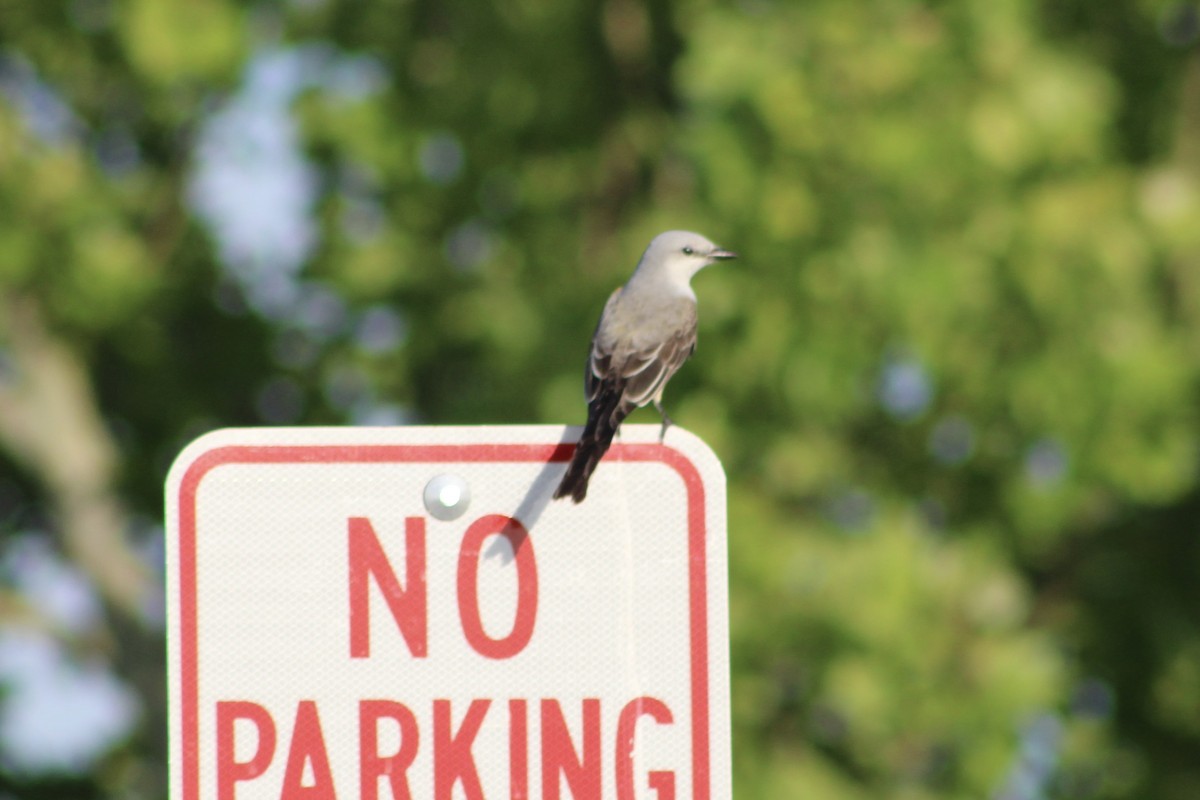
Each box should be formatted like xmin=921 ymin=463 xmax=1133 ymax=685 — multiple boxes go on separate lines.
xmin=457 ymin=515 xmax=537 ymax=659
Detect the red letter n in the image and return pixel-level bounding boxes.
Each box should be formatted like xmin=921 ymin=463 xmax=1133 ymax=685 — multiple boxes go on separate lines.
xmin=349 ymin=516 xmax=427 ymax=658
xmin=541 ymin=699 xmax=601 ymax=800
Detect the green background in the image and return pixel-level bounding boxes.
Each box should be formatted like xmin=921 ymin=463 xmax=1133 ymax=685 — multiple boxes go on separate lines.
xmin=2 ymin=0 xmax=1200 ymax=797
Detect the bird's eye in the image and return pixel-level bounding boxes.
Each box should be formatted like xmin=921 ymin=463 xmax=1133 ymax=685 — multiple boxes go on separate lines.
xmin=682 ymin=246 xmax=694 ymax=256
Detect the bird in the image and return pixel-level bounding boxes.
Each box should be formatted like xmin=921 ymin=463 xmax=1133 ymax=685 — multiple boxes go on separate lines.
xmin=553 ymin=230 xmax=736 ymax=503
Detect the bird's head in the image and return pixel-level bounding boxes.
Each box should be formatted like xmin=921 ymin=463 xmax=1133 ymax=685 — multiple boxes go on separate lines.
xmin=638 ymin=230 xmax=737 ymax=286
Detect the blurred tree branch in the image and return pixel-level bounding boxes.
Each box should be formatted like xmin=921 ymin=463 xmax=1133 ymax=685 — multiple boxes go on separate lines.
xmin=0 ymin=293 xmax=167 ymax=796
xmin=0 ymin=294 xmax=151 ymax=625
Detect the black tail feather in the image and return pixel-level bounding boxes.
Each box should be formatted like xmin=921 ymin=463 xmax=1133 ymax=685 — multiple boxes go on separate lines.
xmin=554 ymin=386 xmax=631 ymax=503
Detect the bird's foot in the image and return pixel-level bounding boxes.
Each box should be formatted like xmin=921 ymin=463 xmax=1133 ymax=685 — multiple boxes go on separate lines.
xmin=654 ymin=401 xmax=673 ymax=443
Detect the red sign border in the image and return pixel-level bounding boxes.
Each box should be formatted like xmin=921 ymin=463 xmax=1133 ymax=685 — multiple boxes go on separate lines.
xmin=174 ymin=441 xmax=712 ymax=800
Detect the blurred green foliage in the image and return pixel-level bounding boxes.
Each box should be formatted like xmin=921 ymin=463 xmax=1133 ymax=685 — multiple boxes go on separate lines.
xmin=2 ymin=0 xmax=1200 ymax=797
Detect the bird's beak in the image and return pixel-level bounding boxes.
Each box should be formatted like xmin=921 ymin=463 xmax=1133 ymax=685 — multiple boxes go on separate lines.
xmin=709 ymin=248 xmax=738 ymax=261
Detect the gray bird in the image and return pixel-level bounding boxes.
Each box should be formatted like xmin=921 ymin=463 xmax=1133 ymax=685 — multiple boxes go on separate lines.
xmin=554 ymin=230 xmax=736 ymax=503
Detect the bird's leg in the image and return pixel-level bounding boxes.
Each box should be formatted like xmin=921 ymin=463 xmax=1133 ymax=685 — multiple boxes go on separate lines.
xmin=653 ymin=399 xmax=673 ymax=442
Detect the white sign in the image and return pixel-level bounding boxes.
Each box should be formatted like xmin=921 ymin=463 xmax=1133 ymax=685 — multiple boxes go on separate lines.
xmin=166 ymin=425 xmax=730 ymax=800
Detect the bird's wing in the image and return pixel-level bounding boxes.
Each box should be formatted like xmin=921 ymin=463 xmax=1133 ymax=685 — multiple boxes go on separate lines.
xmin=619 ymin=315 xmax=697 ymax=407
xmin=585 ymin=288 xmax=624 ymax=402
xmin=587 ymin=293 xmax=698 ymax=408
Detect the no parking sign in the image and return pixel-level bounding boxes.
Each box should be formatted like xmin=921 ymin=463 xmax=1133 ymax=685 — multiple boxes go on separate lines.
xmin=166 ymin=425 xmax=730 ymax=799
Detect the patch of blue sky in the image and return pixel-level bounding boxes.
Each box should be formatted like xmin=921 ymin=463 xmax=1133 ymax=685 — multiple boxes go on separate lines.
xmin=0 ymin=538 xmax=140 ymax=775
xmin=187 ymin=44 xmax=386 ymax=320
xmin=0 ymin=50 xmax=82 ymax=146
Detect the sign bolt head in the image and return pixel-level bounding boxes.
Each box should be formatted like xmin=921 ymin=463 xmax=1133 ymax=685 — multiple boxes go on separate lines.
xmin=423 ymin=474 xmax=470 ymax=520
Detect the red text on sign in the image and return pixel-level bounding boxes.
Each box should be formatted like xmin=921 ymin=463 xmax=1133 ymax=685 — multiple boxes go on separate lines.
xmin=348 ymin=515 xmax=538 ymax=661
xmin=215 ymin=696 xmax=676 ymax=799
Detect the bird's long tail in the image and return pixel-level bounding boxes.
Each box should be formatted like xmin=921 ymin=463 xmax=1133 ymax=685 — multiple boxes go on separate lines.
xmin=554 ymin=387 xmax=631 ymax=503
